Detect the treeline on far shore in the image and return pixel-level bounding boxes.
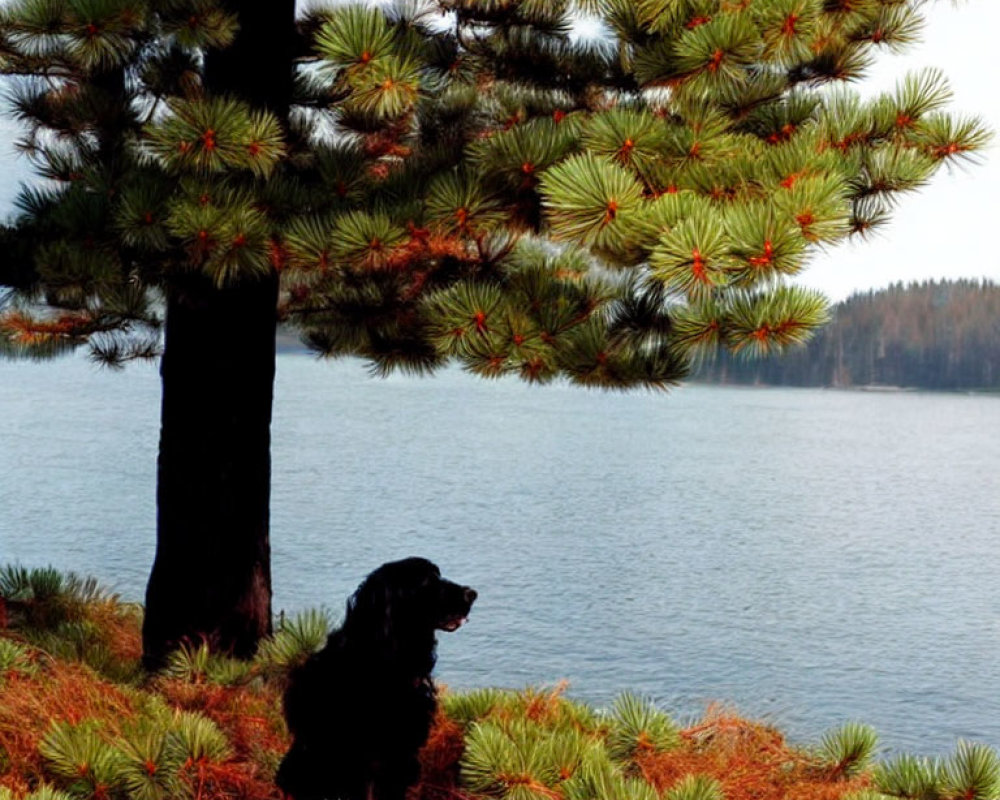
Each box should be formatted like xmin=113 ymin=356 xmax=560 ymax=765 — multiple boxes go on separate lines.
xmin=694 ymin=279 xmax=1000 ymax=391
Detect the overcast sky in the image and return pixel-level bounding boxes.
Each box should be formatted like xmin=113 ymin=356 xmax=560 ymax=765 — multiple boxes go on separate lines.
xmin=799 ymin=0 xmax=1000 ymax=300
xmin=1 ymin=1 xmax=996 ymax=301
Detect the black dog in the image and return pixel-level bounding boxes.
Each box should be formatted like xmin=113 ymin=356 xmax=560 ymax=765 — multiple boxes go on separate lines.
xmin=276 ymin=557 xmax=476 ymax=800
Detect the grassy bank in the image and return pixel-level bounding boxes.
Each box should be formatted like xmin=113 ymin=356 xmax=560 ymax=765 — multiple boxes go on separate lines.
xmin=2 ymin=566 xmax=997 ymax=800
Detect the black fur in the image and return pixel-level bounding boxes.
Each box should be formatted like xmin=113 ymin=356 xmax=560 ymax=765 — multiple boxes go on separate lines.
xmin=276 ymin=557 xmax=476 ymax=800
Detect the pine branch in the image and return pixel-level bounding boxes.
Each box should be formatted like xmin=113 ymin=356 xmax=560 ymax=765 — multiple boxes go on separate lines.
xmin=1 ymin=0 xmax=991 ymax=386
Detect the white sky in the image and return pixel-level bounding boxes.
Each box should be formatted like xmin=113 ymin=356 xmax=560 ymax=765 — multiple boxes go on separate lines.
xmin=798 ymin=0 xmax=1000 ymax=300
xmin=1 ymin=1 xmax=997 ymax=301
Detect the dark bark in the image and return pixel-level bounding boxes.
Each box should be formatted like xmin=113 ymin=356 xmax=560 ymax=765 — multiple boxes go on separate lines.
xmin=142 ymin=0 xmax=297 ymax=669
xmin=143 ymin=272 xmax=279 ymax=668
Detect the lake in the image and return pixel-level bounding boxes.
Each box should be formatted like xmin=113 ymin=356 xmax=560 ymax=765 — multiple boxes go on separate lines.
xmin=1 ymin=354 xmax=999 ymax=757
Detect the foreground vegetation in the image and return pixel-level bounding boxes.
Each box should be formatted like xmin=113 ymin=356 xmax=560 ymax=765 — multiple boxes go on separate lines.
xmin=695 ymin=280 xmax=1000 ymax=391
xmin=2 ymin=567 xmax=999 ymax=800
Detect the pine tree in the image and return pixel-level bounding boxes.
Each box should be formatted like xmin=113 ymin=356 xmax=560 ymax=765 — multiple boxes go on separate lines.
xmin=0 ymin=0 xmax=989 ymax=666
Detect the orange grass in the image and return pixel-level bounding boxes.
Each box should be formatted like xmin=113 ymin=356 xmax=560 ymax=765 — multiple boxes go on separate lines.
xmin=2 ymin=608 xmax=877 ymax=800
xmin=178 ymin=757 xmax=283 ymax=800
xmin=637 ymin=705 xmax=871 ymax=800
xmin=156 ymin=678 xmax=289 ymax=760
xmin=0 ymin=657 xmax=289 ymax=800
xmin=83 ymin=600 xmax=144 ymax=666
xmin=520 ymin=681 xmax=575 ymax=726
xmin=1 ymin=658 xmax=877 ymax=800
xmin=415 ymin=713 xmax=469 ymax=800
xmin=0 ymin=659 xmax=136 ymax=791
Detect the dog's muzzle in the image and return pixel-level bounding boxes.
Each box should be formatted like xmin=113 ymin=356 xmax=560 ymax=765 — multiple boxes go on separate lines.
xmin=438 ymin=586 xmax=477 ymax=632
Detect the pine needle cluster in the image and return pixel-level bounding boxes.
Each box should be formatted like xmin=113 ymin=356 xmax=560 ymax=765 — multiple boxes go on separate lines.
xmin=444 ymin=684 xmax=686 ymax=800
xmin=865 ymin=742 xmax=1000 ymax=800
xmin=0 ymin=0 xmax=990 ymax=385
xmin=36 ymin=707 xmax=234 ymax=800
xmin=1 ymin=566 xmax=117 ymax=632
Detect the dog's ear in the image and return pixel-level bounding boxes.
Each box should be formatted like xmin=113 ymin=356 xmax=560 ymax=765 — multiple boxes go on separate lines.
xmin=347 ymin=570 xmax=396 ymax=646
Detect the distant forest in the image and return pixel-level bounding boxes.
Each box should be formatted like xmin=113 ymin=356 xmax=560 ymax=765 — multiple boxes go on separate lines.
xmin=694 ymin=279 xmax=1000 ymax=391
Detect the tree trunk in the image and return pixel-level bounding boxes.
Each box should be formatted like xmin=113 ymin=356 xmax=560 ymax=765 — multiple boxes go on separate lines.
xmin=143 ymin=273 xmax=279 ymax=669
xmin=142 ymin=0 xmax=296 ymax=669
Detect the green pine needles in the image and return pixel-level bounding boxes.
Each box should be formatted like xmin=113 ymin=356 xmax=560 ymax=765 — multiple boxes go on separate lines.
xmin=872 ymin=752 xmax=941 ymax=799
xmin=606 ymin=691 xmax=682 ymax=763
xmin=858 ymin=740 xmax=1000 ymax=800
xmin=38 ymin=711 xmax=233 ymax=800
xmin=452 ymin=686 xmax=682 ymax=800
xmin=819 ymin=721 xmax=880 ymax=779
xmin=0 ymin=639 xmax=35 ymax=683
xmin=0 ymin=566 xmax=114 ymax=631
xmin=939 ymin=741 xmax=1000 ymax=800
xmin=162 ymin=642 xmax=254 ymax=687
xmin=665 ymin=774 xmax=724 ymax=800
xmin=0 ymin=0 xmax=991 ymax=386
xmin=0 ymin=788 xmax=74 ymax=800
xmin=254 ymin=608 xmax=333 ymax=675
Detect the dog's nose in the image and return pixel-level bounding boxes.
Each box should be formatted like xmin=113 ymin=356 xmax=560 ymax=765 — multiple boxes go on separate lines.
xmin=464 ymin=587 xmax=478 ymax=605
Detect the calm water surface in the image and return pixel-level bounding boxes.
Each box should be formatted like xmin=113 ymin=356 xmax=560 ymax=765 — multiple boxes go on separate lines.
xmin=1 ymin=355 xmax=999 ymax=756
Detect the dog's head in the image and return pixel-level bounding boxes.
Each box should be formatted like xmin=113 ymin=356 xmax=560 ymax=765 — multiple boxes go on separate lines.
xmin=346 ymin=557 xmax=477 ymax=647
